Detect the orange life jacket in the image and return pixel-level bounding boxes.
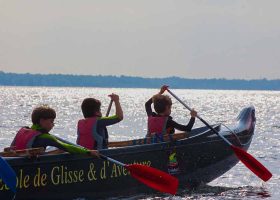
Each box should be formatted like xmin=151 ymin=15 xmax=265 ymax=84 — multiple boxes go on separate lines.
xmin=147 ymin=116 xmax=168 ymax=136
xmin=13 ymin=127 xmax=42 ymax=150
xmin=77 ymin=117 xmax=103 ymax=150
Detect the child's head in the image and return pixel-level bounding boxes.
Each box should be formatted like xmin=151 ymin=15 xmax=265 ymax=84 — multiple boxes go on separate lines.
xmin=152 ymin=94 xmax=172 ymax=116
xmin=32 ymin=105 xmax=56 ymax=132
xmin=81 ymin=98 xmax=101 ymax=118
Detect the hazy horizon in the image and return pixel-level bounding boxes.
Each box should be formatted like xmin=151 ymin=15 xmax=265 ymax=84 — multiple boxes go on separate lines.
xmin=1 ymin=1 xmax=280 ymax=79
xmin=1 ymin=70 xmax=280 ymax=81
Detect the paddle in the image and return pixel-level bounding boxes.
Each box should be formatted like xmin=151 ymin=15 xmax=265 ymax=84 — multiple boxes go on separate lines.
xmin=167 ymin=88 xmax=272 ymax=182
xmin=99 ymin=154 xmax=178 ymax=195
xmin=54 ymin=135 xmax=179 ymax=195
xmin=0 ymin=157 xmax=17 ymax=193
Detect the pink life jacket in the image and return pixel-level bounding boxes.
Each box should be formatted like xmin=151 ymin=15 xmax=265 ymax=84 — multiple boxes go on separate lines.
xmin=77 ymin=117 xmax=98 ymax=150
xmin=147 ymin=116 xmax=168 ymax=136
xmin=13 ymin=127 xmax=42 ymax=150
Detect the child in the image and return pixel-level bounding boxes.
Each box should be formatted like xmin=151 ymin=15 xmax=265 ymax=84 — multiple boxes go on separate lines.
xmin=77 ymin=93 xmax=123 ymax=150
xmin=11 ymin=105 xmax=98 ymax=156
xmin=145 ymin=85 xmax=197 ymax=137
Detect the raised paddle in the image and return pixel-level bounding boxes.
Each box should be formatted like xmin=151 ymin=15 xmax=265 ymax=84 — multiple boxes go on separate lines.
xmin=0 ymin=157 xmax=17 ymax=193
xmin=54 ymin=136 xmax=179 ymax=195
xmin=167 ymin=88 xmax=272 ymax=182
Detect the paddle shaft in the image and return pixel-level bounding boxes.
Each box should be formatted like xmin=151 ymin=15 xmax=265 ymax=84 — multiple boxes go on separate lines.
xmin=99 ymin=154 xmax=125 ymax=166
xmin=167 ymin=89 xmax=232 ymax=146
xmin=54 ymin=136 xmax=125 ymax=166
xmin=106 ymin=100 xmax=113 ymax=117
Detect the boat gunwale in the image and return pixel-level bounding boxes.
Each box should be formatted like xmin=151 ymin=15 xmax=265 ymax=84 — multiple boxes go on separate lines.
xmin=6 ymin=126 xmax=254 ymax=166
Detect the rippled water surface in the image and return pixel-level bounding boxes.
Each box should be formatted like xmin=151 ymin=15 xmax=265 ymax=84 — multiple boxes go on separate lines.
xmin=0 ymin=86 xmax=279 ymax=200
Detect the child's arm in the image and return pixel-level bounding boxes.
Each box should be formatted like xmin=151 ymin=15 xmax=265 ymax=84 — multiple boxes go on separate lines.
xmin=34 ymin=134 xmax=99 ymax=156
xmin=109 ymin=93 xmax=123 ymax=120
xmin=145 ymin=85 xmax=169 ymax=116
xmin=169 ymin=117 xmax=195 ymax=132
xmin=169 ymin=109 xmax=197 ymax=132
xmin=97 ymin=94 xmax=124 ymax=128
xmin=145 ymin=98 xmax=153 ymax=116
xmin=97 ymin=115 xmax=122 ymax=128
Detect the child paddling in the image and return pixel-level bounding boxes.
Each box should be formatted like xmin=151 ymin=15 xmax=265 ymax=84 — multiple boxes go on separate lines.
xmin=76 ymin=93 xmax=123 ymax=150
xmin=145 ymin=85 xmax=197 ymax=137
xmin=11 ymin=105 xmax=98 ymax=156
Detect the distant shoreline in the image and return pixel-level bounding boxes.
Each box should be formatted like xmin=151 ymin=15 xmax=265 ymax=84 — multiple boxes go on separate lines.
xmin=0 ymin=71 xmax=279 ymax=91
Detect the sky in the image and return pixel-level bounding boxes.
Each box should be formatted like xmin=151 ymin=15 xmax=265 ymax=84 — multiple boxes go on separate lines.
xmin=0 ymin=0 xmax=280 ymax=79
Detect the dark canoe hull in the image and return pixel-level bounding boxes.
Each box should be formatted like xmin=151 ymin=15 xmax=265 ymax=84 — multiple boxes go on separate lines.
xmin=0 ymin=107 xmax=256 ymax=200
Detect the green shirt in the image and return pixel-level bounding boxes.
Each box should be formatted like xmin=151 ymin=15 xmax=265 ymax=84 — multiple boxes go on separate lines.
xmin=31 ymin=124 xmax=91 ymax=155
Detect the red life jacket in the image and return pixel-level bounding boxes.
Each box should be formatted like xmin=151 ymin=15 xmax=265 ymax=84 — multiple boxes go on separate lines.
xmin=77 ymin=117 xmax=98 ymax=150
xmin=147 ymin=116 xmax=168 ymax=136
xmin=13 ymin=127 xmax=42 ymax=150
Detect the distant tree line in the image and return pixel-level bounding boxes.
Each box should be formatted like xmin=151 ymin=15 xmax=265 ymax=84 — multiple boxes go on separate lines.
xmin=0 ymin=71 xmax=279 ymax=90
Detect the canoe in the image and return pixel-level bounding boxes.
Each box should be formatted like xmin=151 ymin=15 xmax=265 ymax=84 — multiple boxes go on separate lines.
xmin=0 ymin=106 xmax=256 ymax=200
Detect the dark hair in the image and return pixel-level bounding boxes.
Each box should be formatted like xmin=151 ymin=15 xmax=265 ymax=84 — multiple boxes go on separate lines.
xmin=81 ymin=98 xmax=101 ymax=118
xmin=31 ymin=105 xmax=56 ymax=124
xmin=152 ymin=94 xmax=172 ymax=113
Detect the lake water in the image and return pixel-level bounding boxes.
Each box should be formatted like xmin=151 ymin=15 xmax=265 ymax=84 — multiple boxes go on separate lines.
xmin=0 ymin=86 xmax=279 ymax=200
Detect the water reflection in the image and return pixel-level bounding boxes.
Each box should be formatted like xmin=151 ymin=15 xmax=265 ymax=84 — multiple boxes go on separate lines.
xmin=0 ymin=87 xmax=279 ymax=199
xmin=122 ymin=185 xmax=271 ymax=200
